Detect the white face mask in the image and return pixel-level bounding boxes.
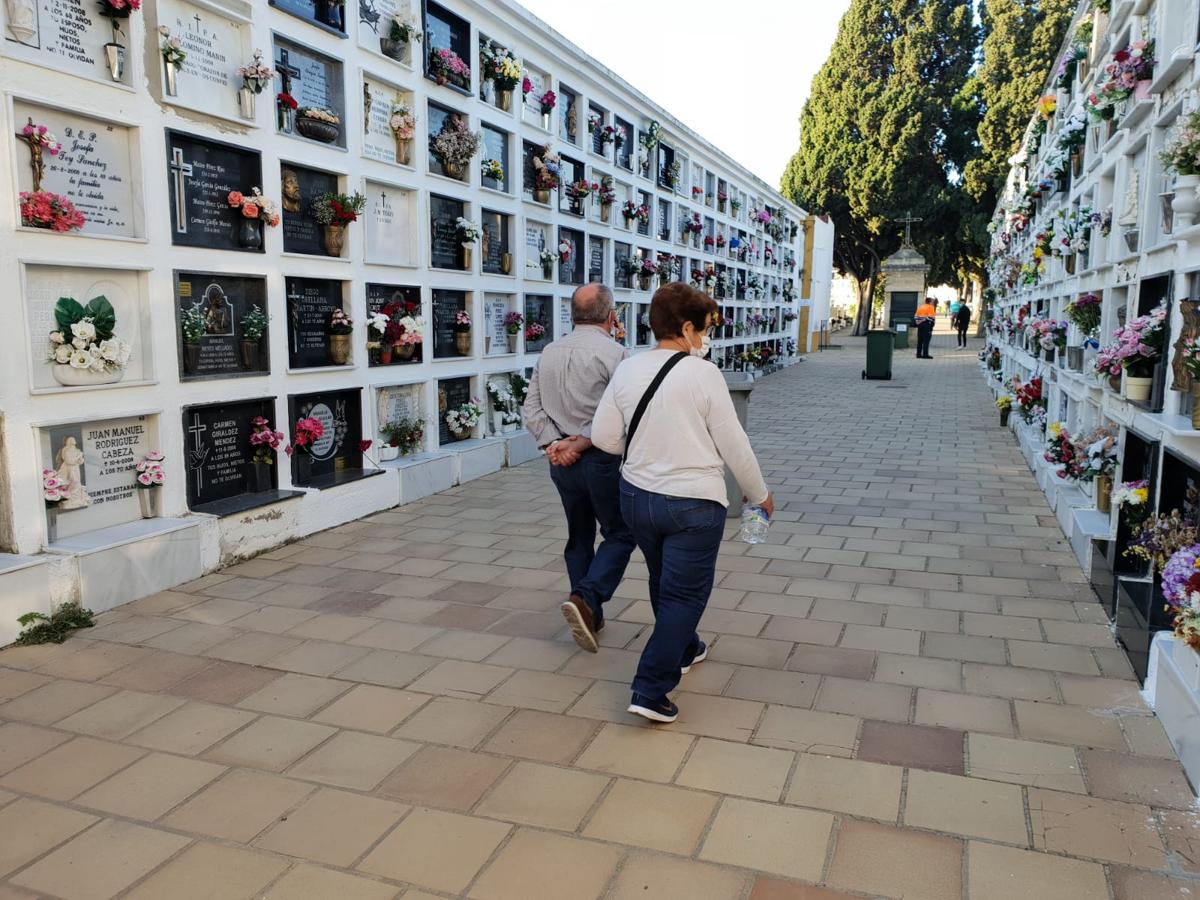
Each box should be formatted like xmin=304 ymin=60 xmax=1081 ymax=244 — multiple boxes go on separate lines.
xmin=691 ymin=334 xmax=711 ymax=358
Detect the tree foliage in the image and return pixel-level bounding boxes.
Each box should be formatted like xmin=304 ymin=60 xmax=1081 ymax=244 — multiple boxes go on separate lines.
xmin=783 ymin=0 xmax=1073 ymax=334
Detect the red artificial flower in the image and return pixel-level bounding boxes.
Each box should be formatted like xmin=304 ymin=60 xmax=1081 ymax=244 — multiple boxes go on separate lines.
xmin=242 ymin=203 xmax=259 ymax=219
xmin=359 ymin=440 xmax=373 ymax=453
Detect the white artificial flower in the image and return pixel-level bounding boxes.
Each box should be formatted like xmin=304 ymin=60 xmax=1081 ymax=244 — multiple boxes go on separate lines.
xmin=53 ymin=345 xmax=72 ymax=364
xmin=49 ymin=331 xmax=65 ymax=344
xmin=68 ymin=349 xmax=90 ymax=369
xmin=117 ymin=340 xmax=132 ymax=366
xmin=99 ymin=339 xmax=120 ymax=361
xmin=71 ymin=320 xmax=96 ymax=342
xmin=71 ymin=337 xmax=87 ymax=350
xmin=88 ymin=353 xmax=106 ymax=373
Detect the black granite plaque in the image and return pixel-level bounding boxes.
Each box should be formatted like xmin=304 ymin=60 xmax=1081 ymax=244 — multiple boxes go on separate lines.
xmin=183 ymin=398 xmax=277 ymax=511
xmin=481 ymin=124 xmax=509 ymax=191
xmin=559 ymin=227 xmax=584 ymax=285
xmin=166 ymin=131 xmax=263 ymax=251
xmin=430 ymin=194 xmax=465 ymax=270
xmin=286 ymin=277 xmax=344 ymax=368
xmin=615 ymin=242 xmax=632 ymax=289
xmin=176 ymin=272 xmax=270 ymax=380
xmin=524 ymin=294 xmax=551 ymax=353
xmin=437 ymin=377 xmax=472 ymax=445
xmin=270 ymin=0 xmax=345 ymax=33
xmin=615 ymin=117 xmax=632 ymax=169
xmin=288 ymin=388 xmax=368 ymax=486
xmin=424 ymin=2 xmax=471 ymax=90
xmin=481 ymin=211 xmax=510 ymax=275
xmin=366 ymin=283 xmax=423 ymax=366
xmin=282 ymin=163 xmax=338 ymax=256
xmin=589 ymin=238 xmax=605 ymax=283
xmin=432 ymin=289 xmax=467 ymax=358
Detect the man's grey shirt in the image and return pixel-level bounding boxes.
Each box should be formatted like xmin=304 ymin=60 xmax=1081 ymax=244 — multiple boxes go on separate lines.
xmin=521 ymin=324 xmax=628 ymax=447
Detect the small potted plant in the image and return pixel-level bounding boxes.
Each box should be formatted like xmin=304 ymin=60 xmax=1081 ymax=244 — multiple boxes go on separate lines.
xmin=481 ymin=157 xmax=505 ymax=186
xmin=452 ymin=309 xmax=472 ymax=356
xmin=389 ymin=102 xmax=416 ymax=165
xmin=285 ymin=416 xmax=325 ymax=483
xmin=328 ymin=309 xmax=353 ymax=364
xmin=133 ymin=451 xmax=165 ymax=518
xmin=525 ymin=321 xmax=546 ymax=348
xmin=181 ymin=302 xmax=205 ymax=375
xmin=158 ymin=26 xmax=185 ymax=97
xmin=295 ymin=106 xmax=341 ymax=144
xmin=445 ymin=398 xmax=482 ymax=441
xmin=239 ymin=304 xmax=268 ymax=370
xmin=504 ymin=311 xmax=524 ymax=353
xmin=235 ymin=50 xmax=274 ymax=120
xmin=381 ymin=12 xmax=421 ymax=61
xmin=249 ymin=416 xmax=284 ymax=491
xmin=227 ymin=187 xmax=280 ymax=250
xmin=456 ymin=217 xmax=480 ymax=269
xmin=311 ymin=190 xmax=365 ymax=257
xmin=430 ymin=113 xmax=481 ymax=180
xmin=381 ymin=416 xmax=425 ymax=458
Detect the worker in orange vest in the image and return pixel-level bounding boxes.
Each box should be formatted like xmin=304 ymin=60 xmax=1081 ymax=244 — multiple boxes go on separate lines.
xmin=914 ymin=298 xmax=937 ymax=359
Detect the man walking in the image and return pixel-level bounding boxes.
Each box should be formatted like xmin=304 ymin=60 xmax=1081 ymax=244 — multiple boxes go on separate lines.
xmin=914 ymin=296 xmax=937 ymax=359
xmin=954 ymin=300 xmax=972 ymax=348
xmin=522 ymin=284 xmax=635 ymax=653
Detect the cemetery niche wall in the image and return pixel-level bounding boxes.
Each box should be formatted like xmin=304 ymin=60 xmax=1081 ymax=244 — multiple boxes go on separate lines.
xmin=0 ymin=0 xmax=825 ymax=616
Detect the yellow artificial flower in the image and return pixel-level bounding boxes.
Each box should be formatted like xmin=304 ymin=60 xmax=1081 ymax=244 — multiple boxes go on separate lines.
xmin=1038 ymin=94 xmax=1057 ymax=118
xmin=1048 ymin=422 xmax=1062 ymax=438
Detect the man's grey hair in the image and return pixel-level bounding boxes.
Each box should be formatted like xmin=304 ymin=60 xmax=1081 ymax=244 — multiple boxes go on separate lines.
xmin=571 ymin=284 xmax=614 ymax=324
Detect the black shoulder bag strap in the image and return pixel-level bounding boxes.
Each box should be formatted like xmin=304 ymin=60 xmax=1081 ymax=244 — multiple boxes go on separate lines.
xmin=622 ymin=352 xmax=688 ymax=464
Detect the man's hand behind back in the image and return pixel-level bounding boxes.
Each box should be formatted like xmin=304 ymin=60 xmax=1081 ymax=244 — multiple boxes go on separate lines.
xmin=548 ymin=435 xmax=592 ymax=467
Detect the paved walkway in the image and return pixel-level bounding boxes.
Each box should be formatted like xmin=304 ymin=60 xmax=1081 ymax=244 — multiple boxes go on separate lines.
xmin=1 ymin=331 xmax=1197 ymax=900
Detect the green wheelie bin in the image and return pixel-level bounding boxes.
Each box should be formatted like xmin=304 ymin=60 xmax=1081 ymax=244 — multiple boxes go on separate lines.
xmin=893 ymin=320 xmax=911 ymax=349
xmin=863 ymin=330 xmax=894 ymax=380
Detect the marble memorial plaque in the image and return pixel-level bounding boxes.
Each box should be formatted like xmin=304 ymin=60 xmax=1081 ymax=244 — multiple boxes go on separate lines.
xmin=183 ymin=398 xmax=275 ymax=510
xmin=166 ymin=130 xmax=263 ymax=250
xmin=175 ymin=272 xmax=269 ymax=380
xmin=286 ymin=277 xmax=344 ymax=368
xmin=14 ymin=100 xmax=137 ymax=237
xmin=158 ymin=0 xmax=245 ymax=119
xmin=432 ymin=289 xmax=466 ymax=358
xmin=430 ymin=194 xmax=465 ymax=270
xmin=484 ymin=294 xmax=508 ymax=355
xmin=3 ymin=0 xmax=130 ymax=85
xmin=524 ymin=222 xmax=549 ymax=277
xmin=25 ymin=264 xmax=148 ymax=391
xmin=289 ymin=389 xmax=364 ymax=485
xmin=41 ymin=414 xmax=151 ymax=540
xmin=437 ymin=376 xmax=471 ymax=445
xmin=558 ymin=298 xmax=572 ymax=338
xmin=362 ymin=77 xmax=410 ymax=163
xmin=376 ymin=383 xmax=421 ymax=436
xmin=281 ymin=163 xmax=337 ymax=255
xmin=358 ymin=0 xmax=403 ymax=51
xmin=364 ymin=181 xmax=415 ymax=266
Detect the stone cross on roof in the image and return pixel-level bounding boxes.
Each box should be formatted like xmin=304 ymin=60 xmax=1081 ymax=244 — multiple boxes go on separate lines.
xmin=898 ymin=212 xmax=922 ymax=248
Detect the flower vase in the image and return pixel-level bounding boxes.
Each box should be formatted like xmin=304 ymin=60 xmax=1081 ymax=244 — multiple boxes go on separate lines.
xmin=137 ymin=488 xmax=161 ymax=519
xmin=277 ymin=104 xmax=293 ymax=133
xmin=497 ymin=89 xmax=512 ymax=111
xmin=322 ymin=224 xmax=346 ymax=257
xmin=1109 ymin=373 xmax=1123 ymax=392
xmin=455 ymin=330 xmax=472 ymax=356
xmin=238 ymin=218 xmax=263 ymax=250
xmin=1067 ymin=346 xmax=1084 ymax=371
xmin=380 ymin=37 xmax=406 ymax=61
xmin=379 ymin=344 xmax=393 ymax=365
xmin=165 ymin=61 xmax=179 ymax=97
xmin=534 ymin=188 xmax=550 ymax=204
xmin=541 ymin=112 xmax=551 ymax=129
xmin=45 ymin=507 xmax=58 ymax=544
xmin=253 ymin=462 xmax=272 ymax=492
xmin=105 ymin=42 xmax=125 ymax=81
xmin=492 ymin=411 xmax=505 ymax=434
xmin=238 ymin=88 xmax=255 ymax=120
xmin=600 ymin=203 xmax=611 ymax=223
xmin=321 ymin=1 xmax=343 ymax=29
xmin=1044 ymin=347 xmax=1055 ymax=364
xmin=329 ymin=334 xmax=351 ymax=365
xmin=296 ymin=452 xmax=312 ymax=485
xmin=395 ymin=137 xmax=411 ymax=165
xmin=718 ymin=199 xmax=726 ymax=214
xmin=1191 ymin=384 xmax=1200 ymax=430
xmin=395 ymin=343 xmax=416 ymax=361
xmin=461 ymin=245 xmax=473 ymax=269
xmin=442 ymin=160 xmax=462 ymax=180
xmin=239 ymin=339 xmax=260 ymax=370
xmin=450 ymin=427 xmax=471 ymax=442
xmin=1072 ymin=149 xmax=1084 ymax=178
xmin=183 ymin=343 xmax=201 ymax=375
xmin=1095 ymin=473 xmax=1112 ymax=514
xmin=1135 ymin=79 xmax=1152 ymax=101
xmin=569 ymin=198 xmax=583 ymax=216
xmin=638 ymin=275 xmax=651 ymax=292
xmin=1172 ymin=174 xmax=1200 ymax=229
xmin=1126 ymin=375 xmax=1153 ymax=402
xmin=501 ymin=252 xmax=512 ymax=274
xmin=1000 ymin=409 xmax=1010 ymax=427
xmin=1064 ymin=255 xmax=1075 ymax=275
xmin=542 ymin=263 xmax=554 ymax=280
xmin=506 ymin=333 xmax=518 ymax=353
xmin=378 ymin=444 xmax=399 ymax=461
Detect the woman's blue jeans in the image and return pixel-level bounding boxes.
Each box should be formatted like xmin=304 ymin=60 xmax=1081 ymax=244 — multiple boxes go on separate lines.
xmin=619 ymin=478 xmax=725 ymax=700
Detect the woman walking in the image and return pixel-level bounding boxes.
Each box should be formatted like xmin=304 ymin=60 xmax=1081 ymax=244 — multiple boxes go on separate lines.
xmin=591 ymin=284 xmax=773 ymax=723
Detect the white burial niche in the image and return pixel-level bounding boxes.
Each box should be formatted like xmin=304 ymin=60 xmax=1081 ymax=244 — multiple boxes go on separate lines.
xmin=23 ymin=263 xmax=153 ymax=393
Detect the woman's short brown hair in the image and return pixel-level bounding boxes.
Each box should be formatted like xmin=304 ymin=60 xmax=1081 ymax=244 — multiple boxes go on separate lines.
xmin=649 ymin=283 xmax=718 ymax=340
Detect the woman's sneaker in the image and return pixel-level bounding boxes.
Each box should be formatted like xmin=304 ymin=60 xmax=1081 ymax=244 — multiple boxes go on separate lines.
xmin=681 ymin=642 xmax=707 ymax=674
xmin=627 ymin=693 xmax=678 ymax=723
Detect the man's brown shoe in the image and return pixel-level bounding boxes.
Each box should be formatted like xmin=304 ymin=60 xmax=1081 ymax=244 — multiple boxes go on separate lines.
xmin=561 ymin=594 xmax=599 ymax=653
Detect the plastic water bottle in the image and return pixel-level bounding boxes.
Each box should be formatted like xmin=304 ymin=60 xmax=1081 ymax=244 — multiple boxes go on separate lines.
xmin=738 ymin=505 xmax=770 ymax=544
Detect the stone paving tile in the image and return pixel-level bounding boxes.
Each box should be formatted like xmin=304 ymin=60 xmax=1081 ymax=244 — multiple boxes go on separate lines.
xmin=7 ymin=336 xmax=1200 ymax=900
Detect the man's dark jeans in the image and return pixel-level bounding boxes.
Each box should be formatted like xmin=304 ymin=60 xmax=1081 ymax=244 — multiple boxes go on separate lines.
xmin=916 ymin=321 xmax=934 ymax=357
xmin=549 ymin=448 xmax=636 ymax=625
xmin=619 ymin=478 xmax=725 ymax=700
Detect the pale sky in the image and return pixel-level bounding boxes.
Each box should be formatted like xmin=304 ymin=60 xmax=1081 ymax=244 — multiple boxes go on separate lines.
xmin=515 ymin=0 xmax=851 ymax=190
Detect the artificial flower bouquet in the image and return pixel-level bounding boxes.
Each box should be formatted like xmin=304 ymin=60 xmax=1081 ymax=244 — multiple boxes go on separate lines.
xmin=134 ymin=451 xmax=166 ymax=488
xmin=47 ymin=296 xmax=130 ymax=375
xmin=20 ymin=191 xmax=85 ymax=232
xmin=446 ymin=399 xmax=483 ymax=434
xmin=228 ymin=188 xmax=281 ymax=227
xmin=250 ymin=417 xmax=285 ymax=465
xmin=1066 ymin=292 xmax=1102 ymax=335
